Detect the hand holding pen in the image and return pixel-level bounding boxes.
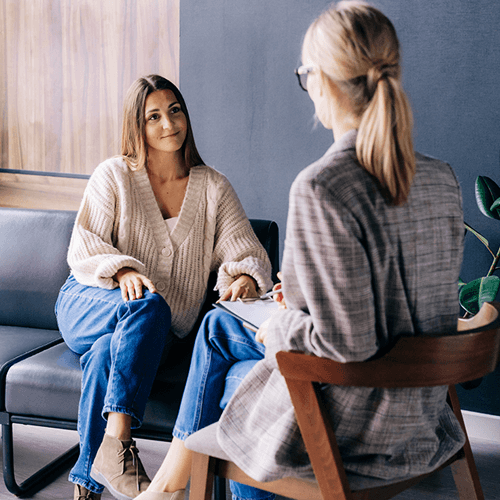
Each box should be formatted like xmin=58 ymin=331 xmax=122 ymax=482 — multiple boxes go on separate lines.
xmin=254 ymin=273 xmax=286 ymax=343
xmin=240 ymin=273 xmax=286 ymax=304
xmin=259 ymin=288 xmax=283 ymax=300
xmin=268 ymin=272 xmax=286 ymax=308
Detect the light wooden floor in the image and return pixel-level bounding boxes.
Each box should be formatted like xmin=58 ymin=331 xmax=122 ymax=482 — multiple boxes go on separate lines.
xmin=0 ymin=425 xmax=499 ymax=500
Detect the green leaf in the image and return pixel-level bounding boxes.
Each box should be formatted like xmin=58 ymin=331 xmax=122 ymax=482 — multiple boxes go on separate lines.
xmin=458 ymin=277 xmax=466 ymax=288
xmin=479 ymin=275 xmax=500 ymax=308
xmin=464 ymin=222 xmax=490 ymax=248
xmin=475 ymin=176 xmax=500 ymax=220
xmin=491 ymin=197 xmax=500 ymax=218
xmin=460 ymin=279 xmax=481 ymax=314
xmin=459 ymin=276 xmax=500 ymax=315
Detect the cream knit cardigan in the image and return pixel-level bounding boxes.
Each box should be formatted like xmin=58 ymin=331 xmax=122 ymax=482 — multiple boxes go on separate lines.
xmin=68 ymin=157 xmax=273 ymax=337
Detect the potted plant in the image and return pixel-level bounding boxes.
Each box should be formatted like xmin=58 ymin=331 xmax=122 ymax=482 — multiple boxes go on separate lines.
xmin=459 ymin=176 xmax=500 ymax=317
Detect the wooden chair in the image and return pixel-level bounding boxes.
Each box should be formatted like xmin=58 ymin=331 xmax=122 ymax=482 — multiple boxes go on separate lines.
xmin=185 ymin=302 xmax=500 ymax=500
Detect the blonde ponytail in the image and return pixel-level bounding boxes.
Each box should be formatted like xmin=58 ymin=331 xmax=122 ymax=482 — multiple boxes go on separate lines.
xmin=356 ymin=67 xmax=415 ymax=205
xmin=303 ymin=1 xmax=416 ymax=205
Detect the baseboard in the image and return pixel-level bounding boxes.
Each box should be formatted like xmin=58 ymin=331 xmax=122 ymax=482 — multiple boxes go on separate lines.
xmin=462 ymin=410 xmax=500 ymax=444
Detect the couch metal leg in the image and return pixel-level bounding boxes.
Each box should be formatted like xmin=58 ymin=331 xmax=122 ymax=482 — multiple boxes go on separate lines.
xmin=2 ymin=423 xmax=79 ymax=497
xmin=214 ymin=476 xmax=227 ymax=500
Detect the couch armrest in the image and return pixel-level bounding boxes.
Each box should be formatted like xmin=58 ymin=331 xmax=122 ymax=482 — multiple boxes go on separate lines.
xmin=249 ymin=219 xmax=279 ymax=283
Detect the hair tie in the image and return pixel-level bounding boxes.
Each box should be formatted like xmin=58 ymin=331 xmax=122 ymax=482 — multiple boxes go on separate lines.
xmin=366 ymin=63 xmax=399 ymax=97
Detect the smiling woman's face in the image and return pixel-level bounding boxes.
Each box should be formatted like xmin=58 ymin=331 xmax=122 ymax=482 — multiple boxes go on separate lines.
xmin=144 ymin=89 xmax=187 ymax=155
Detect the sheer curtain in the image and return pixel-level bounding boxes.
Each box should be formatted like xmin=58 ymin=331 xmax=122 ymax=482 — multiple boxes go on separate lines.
xmin=0 ymin=0 xmax=179 ymax=174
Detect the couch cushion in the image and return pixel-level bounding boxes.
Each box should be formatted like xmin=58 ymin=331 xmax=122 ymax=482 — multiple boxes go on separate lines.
xmin=0 ymin=208 xmax=76 ymax=330
xmin=4 ymin=340 xmax=190 ymax=435
xmin=4 ymin=343 xmax=81 ymax=420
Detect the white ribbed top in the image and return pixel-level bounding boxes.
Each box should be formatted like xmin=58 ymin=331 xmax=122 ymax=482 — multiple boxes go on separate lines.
xmin=165 ymin=217 xmax=178 ymax=232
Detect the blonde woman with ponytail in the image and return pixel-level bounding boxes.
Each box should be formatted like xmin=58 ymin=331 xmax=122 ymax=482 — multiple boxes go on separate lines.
xmin=132 ymin=3 xmax=465 ymax=499
xmin=217 ymin=0 xmax=465 ymax=490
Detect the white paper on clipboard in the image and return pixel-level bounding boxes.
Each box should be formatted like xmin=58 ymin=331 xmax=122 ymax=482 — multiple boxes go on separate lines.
xmin=213 ymin=299 xmax=280 ymax=330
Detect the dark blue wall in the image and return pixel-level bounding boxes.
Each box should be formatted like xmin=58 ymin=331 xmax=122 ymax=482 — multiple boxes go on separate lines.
xmin=180 ymin=0 xmax=500 ymax=415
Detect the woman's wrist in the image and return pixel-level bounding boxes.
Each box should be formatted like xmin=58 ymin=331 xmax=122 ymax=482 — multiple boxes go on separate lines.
xmin=114 ymin=267 xmax=135 ymax=283
xmin=235 ymin=273 xmax=258 ymax=291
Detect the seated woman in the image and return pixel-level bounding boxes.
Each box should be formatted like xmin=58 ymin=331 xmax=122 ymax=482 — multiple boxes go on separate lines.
xmin=134 ymin=2 xmax=466 ymax=499
xmin=55 ymin=74 xmax=272 ymax=500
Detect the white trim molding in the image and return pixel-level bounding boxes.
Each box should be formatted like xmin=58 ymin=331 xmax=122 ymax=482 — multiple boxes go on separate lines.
xmin=462 ymin=410 xmax=500 ymax=444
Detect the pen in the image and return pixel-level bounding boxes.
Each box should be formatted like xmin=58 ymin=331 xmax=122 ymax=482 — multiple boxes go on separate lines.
xmin=236 ymin=289 xmax=283 ymax=302
xmin=260 ymin=289 xmax=282 ymax=300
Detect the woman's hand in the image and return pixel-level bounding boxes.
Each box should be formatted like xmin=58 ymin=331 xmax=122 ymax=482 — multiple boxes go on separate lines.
xmin=272 ymin=272 xmax=286 ymax=308
xmin=256 ymin=317 xmax=271 ymax=345
xmin=114 ymin=267 xmax=157 ymax=302
xmin=256 ymin=273 xmax=286 ymax=345
xmin=219 ymin=274 xmax=259 ymax=302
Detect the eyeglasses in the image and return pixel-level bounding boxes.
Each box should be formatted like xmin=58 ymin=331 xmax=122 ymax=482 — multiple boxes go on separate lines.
xmin=294 ymin=65 xmax=315 ymax=92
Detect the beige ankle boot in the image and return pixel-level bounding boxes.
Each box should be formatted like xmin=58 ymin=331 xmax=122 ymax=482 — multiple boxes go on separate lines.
xmin=74 ymin=484 xmax=102 ymax=500
xmin=90 ymin=433 xmax=151 ymax=500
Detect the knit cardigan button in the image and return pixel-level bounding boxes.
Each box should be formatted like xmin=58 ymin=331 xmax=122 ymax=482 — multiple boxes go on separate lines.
xmin=156 ymin=281 xmax=166 ymax=292
xmin=161 ymin=247 xmax=172 ymax=257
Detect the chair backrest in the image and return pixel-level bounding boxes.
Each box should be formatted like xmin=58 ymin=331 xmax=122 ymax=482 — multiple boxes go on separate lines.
xmin=277 ymin=302 xmax=500 ymax=388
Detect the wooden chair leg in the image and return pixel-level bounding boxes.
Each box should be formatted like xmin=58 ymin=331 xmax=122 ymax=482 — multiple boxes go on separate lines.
xmin=189 ymin=452 xmax=216 ymax=500
xmin=447 ymin=386 xmax=485 ymax=500
xmin=450 ymin=456 xmax=484 ymax=500
xmin=284 ymin=379 xmax=353 ymax=500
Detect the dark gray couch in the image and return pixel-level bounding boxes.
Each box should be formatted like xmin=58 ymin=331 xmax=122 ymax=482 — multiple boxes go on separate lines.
xmin=0 ymin=207 xmax=279 ymax=497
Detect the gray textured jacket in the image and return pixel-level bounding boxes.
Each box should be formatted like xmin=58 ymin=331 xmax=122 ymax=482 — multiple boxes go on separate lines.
xmin=218 ymin=130 xmax=465 ymax=482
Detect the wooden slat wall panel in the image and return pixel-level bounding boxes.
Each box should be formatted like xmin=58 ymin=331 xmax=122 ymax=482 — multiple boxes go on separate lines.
xmin=0 ymin=172 xmax=88 ymax=210
xmin=0 ymin=0 xmax=179 ymax=177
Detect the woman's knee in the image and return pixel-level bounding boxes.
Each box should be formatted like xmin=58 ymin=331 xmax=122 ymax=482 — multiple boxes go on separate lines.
xmin=128 ymin=291 xmax=171 ymax=323
xmin=201 ymin=309 xmax=265 ymax=359
xmin=56 ymin=282 xmax=125 ymax=353
xmin=204 ymin=308 xmax=243 ymax=336
xmin=120 ymin=292 xmax=172 ymax=351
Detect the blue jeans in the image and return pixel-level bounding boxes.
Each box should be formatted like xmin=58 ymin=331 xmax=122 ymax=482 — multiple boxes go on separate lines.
xmin=173 ymin=308 xmax=275 ymax=500
xmin=55 ymin=275 xmax=173 ymax=494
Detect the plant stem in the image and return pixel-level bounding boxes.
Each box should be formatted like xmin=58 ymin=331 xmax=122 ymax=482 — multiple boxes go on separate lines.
xmin=486 ymin=247 xmax=500 ymax=277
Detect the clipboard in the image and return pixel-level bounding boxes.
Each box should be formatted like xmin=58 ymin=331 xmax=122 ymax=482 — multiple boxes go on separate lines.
xmin=213 ymin=298 xmax=280 ymax=330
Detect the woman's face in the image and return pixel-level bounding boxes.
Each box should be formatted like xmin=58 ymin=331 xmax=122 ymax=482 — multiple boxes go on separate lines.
xmin=301 ymin=57 xmax=332 ymax=130
xmin=144 ymin=89 xmax=187 ymax=155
